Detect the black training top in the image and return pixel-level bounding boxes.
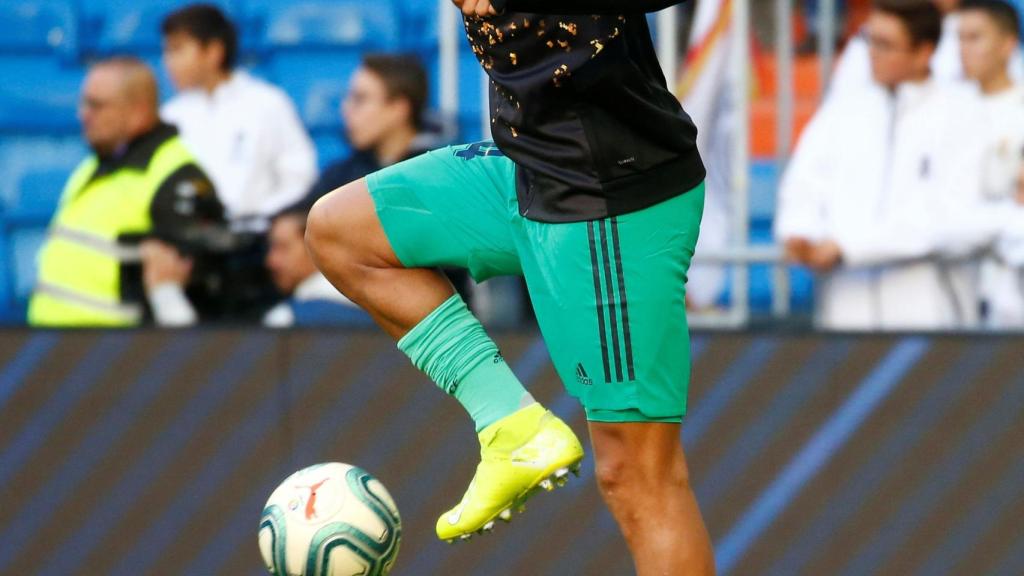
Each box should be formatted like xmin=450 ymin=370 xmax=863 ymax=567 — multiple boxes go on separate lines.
xmin=465 ymin=0 xmax=705 ymax=223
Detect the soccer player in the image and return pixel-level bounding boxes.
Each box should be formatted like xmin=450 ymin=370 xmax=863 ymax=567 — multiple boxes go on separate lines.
xmin=305 ymin=0 xmax=715 ymax=573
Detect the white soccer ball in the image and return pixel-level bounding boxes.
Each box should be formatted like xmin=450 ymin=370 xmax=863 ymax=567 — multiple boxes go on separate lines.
xmin=259 ymin=462 xmax=402 ymax=576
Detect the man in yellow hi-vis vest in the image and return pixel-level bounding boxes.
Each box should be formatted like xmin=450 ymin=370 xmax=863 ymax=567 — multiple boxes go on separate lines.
xmin=29 ymin=56 xmax=224 ymax=327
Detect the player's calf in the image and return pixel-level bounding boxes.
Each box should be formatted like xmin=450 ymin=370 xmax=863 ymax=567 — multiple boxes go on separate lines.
xmin=591 ymin=422 xmax=715 ymax=576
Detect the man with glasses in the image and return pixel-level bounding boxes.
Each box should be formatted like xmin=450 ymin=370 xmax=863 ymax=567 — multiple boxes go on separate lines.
xmin=28 ymin=57 xmax=224 ymax=327
xmin=305 ymin=54 xmax=434 ymax=203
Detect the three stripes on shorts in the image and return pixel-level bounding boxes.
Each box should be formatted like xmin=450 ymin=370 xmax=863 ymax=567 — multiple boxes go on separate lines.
xmin=587 ymin=217 xmax=636 ymax=384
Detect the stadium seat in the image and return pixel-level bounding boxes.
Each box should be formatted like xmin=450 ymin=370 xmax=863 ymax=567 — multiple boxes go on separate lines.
xmin=397 ymin=0 xmax=440 ymax=52
xmin=258 ymin=52 xmax=361 ymax=131
xmin=456 ymin=52 xmax=488 ymax=142
xmin=0 ymin=0 xmax=78 ymax=59
xmin=0 ymin=232 xmax=13 ymax=320
xmin=0 ymin=57 xmax=83 ymax=133
xmin=81 ymin=0 xmax=239 ymax=54
xmin=246 ymin=0 xmax=399 ymax=51
xmin=11 ymin=167 xmax=66 ymax=222
xmin=0 ymin=136 xmax=83 ymax=215
xmin=750 ymin=159 xmax=780 ymax=221
xmin=312 ymin=133 xmax=350 ymax=169
xmin=9 ymin=226 xmax=47 ymax=303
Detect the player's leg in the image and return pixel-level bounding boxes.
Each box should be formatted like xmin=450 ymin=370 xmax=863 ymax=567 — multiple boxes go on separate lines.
xmin=306 ymin=143 xmax=583 ymax=541
xmin=305 ymin=179 xmax=455 ymax=339
xmin=307 ymin=147 xmax=534 ymax=431
xmin=514 ymin=182 xmax=713 ymax=573
xmin=589 ymin=422 xmax=714 ymax=575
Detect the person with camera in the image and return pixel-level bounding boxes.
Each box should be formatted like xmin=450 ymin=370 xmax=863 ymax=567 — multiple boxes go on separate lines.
xmin=28 ymin=57 xmax=225 ymax=327
xmin=141 ymin=203 xmax=372 ymax=328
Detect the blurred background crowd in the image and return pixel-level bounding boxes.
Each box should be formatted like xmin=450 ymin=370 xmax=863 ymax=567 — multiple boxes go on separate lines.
xmin=1 ymin=0 xmax=1023 ymax=332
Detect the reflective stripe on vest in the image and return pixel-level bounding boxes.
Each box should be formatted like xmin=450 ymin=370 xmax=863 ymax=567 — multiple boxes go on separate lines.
xmin=33 ymin=282 xmax=143 ymax=324
xmin=28 ymin=136 xmax=196 ymax=327
xmin=49 ymin=225 xmax=143 ymax=262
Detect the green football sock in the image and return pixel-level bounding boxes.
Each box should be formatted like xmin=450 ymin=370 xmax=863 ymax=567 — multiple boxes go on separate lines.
xmin=398 ymin=295 xmax=535 ymax=431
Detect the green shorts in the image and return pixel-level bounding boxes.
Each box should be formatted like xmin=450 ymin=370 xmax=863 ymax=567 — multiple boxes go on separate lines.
xmin=366 ymin=142 xmax=705 ymax=423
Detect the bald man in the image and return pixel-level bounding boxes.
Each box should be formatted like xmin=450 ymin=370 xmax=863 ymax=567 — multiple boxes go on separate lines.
xmin=29 ymin=56 xmax=225 ymax=327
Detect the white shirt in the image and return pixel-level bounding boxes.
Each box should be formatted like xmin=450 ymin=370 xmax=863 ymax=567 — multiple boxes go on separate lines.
xmin=162 ymin=71 xmax=318 ymax=229
xmin=777 ymin=80 xmax=998 ymax=331
xmin=978 ymin=85 xmax=1024 ymax=329
xmin=263 ymin=273 xmax=359 ymax=328
xmin=828 ymin=15 xmax=1024 ymax=100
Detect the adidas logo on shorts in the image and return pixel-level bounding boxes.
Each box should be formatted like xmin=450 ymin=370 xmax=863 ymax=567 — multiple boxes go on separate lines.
xmin=575 ymin=363 xmax=593 ymax=386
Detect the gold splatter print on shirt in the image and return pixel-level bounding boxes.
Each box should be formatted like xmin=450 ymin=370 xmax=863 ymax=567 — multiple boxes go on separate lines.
xmin=463 ymin=13 xmax=627 ymax=137
xmin=552 ymin=64 xmax=570 ymax=87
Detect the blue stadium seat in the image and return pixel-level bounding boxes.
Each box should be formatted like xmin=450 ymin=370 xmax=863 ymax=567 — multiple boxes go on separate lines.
xmin=12 ymin=167 xmax=66 ymax=222
xmin=258 ymin=52 xmax=361 ymax=132
xmin=312 ymin=133 xmax=350 ymax=169
xmin=0 ymin=136 xmax=83 ymax=215
xmin=457 ymin=52 xmax=488 ymax=142
xmin=246 ymin=0 xmax=399 ymax=51
xmin=750 ymin=159 xmax=780 ymax=221
xmin=0 ymin=1 xmax=78 ymax=59
xmin=0 ymin=57 xmax=83 ymax=132
xmin=0 ymin=232 xmax=13 ymax=321
xmin=397 ymin=0 xmax=440 ymax=52
xmin=9 ymin=226 xmax=47 ymax=303
xmin=81 ymin=0 xmax=238 ymax=54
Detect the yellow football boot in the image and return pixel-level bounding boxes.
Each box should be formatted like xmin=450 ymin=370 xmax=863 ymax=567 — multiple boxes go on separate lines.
xmin=436 ymin=404 xmax=585 ymax=542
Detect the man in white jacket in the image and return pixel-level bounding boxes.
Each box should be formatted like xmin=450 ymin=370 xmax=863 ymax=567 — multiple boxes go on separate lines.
xmin=160 ymin=4 xmax=317 ymax=231
xmin=959 ymin=0 xmax=1024 ymax=328
xmin=777 ymin=0 xmax=997 ymax=331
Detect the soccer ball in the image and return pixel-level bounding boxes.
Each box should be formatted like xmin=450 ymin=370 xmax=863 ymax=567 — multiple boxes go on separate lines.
xmin=259 ymin=462 xmax=402 ymax=576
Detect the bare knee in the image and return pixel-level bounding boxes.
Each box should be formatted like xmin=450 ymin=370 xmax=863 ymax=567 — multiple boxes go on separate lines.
xmin=306 ymin=181 xmax=362 ymax=264
xmin=594 ymin=452 xmax=634 ymax=501
xmin=306 ymin=180 xmax=400 ymax=288
xmin=593 ymin=427 xmax=688 ymax=491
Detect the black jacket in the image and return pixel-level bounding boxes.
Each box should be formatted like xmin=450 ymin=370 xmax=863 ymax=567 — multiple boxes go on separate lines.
xmin=467 ymin=0 xmax=705 ymax=222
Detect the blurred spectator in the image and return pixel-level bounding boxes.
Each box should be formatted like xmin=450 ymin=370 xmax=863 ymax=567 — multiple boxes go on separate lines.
xmin=161 ymin=4 xmax=317 ymax=231
xmin=829 ymin=0 xmax=1024 ymax=97
xmin=28 ymin=57 xmax=225 ymax=328
xmin=262 ymin=206 xmax=373 ymax=327
xmin=143 ymin=204 xmax=372 ymax=327
xmin=776 ymin=0 xmax=998 ymax=330
xmin=305 ymin=54 xmax=436 ymax=203
xmin=303 ymin=53 xmax=481 ymax=313
xmin=959 ymin=0 xmax=1024 ymax=328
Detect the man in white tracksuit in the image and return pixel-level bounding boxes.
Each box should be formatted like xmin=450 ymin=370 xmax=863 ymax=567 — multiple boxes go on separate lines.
xmin=160 ymin=5 xmax=317 ymax=232
xmin=777 ymin=0 xmax=998 ymax=331
xmin=959 ymin=0 xmax=1024 ymax=329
